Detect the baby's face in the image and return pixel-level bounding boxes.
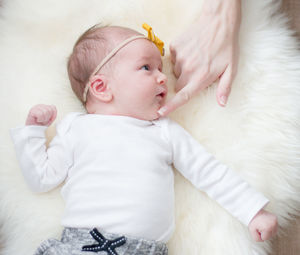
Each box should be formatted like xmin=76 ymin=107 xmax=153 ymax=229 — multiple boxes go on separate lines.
xmin=109 ymin=39 xmax=167 ymax=120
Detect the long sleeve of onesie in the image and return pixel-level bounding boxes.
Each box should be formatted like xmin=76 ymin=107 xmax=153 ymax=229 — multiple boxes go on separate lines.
xmin=164 ymin=119 xmax=269 ymax=226
xmin=10 ymin=116 xmax=74 ymax=193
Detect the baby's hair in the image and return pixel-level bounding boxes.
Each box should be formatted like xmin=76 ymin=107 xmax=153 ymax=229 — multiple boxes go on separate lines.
xmin=67 ymin=24 xmax=141 ymax=105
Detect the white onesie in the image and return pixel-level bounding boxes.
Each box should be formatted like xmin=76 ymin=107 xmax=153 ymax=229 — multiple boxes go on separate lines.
xmin=10 ymin=113 xmax=269 ymax=243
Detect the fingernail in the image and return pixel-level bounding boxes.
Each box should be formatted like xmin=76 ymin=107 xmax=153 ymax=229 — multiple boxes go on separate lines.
xmin=158 ymin=107 xmax=167 ymax=116
xmin=220 ymin=96 xmax=227 ymax=106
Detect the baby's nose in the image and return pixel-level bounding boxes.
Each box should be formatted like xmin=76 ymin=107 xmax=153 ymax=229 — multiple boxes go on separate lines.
xmin=157 ymin=73 xmax=167 ymax=85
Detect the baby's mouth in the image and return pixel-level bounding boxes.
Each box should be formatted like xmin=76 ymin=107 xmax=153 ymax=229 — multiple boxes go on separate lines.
xmin=156 ymin=90 xmax=167 ymax=100
xmin=157 ymin=92 xmax=165 ymax=98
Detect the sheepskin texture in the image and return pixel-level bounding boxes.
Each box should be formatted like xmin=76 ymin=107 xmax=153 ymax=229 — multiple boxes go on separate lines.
xmin=1 ymin=0 xmax=300 ymax=254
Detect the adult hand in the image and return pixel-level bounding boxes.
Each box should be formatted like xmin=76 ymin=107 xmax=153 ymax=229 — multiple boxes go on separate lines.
xmin=158 ymin=0 xmax=241 ymax=116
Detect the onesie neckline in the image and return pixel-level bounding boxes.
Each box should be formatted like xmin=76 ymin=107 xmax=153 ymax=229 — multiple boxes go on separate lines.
xmin=78 ymin=113 xmax=156 ymax=127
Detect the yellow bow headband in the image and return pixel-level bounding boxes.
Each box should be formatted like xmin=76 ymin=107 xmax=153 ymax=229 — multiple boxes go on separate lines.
xmin=83 ymin=23 xmax=165 ymax=102
xmin=142 ymin=23 xmax=165 ymax=56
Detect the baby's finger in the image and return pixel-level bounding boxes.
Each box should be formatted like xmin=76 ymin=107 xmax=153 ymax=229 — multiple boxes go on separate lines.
xmin=48 ymin=105 xmax=57 ymax=125
xmin=251 ymin=229 xmax=263 ymax=242
xmin=260 ymin=228 xmax=274 ymax=241
xmin=36 ymin=105 xmax=54 ymax=125
xmin=42 ymin=105 xmax=56 ymax=126
xmin=35 ymin=108 xmax=50 ymax=124
xmin=260 ymin=214 xmax=278 ymax=241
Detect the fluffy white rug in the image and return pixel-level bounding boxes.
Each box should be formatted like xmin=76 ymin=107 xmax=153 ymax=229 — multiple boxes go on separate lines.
xmin=1 ymin=0 xmax=300 ymax=254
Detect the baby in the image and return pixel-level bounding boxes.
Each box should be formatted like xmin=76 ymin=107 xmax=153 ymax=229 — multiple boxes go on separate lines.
xmin=10 ymin=24 xmax=277 ymax=255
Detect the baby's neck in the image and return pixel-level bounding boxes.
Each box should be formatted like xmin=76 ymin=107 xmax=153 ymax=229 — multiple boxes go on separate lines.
xmin=85 ymin=100 xmax=159 ymax=121
xmin=86 ymin=99 xmax=114 ymax=114
xmin=86 ymin=102 xmax=130 ymax=118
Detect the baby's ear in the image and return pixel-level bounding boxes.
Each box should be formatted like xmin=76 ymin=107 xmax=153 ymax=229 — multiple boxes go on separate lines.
xmin=89 ymin=75 xmax=113 ymax=102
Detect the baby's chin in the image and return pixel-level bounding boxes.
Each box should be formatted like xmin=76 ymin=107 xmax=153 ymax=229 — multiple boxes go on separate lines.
xmin=150 ymin=111 xmax=161 ymax=121
xmin=129 ymin=109 xmax=161 ymax=121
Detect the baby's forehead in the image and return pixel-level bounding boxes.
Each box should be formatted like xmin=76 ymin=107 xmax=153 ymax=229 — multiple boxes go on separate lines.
xmin=123 ymin=39 xmax=162 ymax=62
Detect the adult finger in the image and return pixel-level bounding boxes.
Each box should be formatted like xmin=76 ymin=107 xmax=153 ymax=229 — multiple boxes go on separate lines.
xmin=169 ymin=43 xmax=176 ymax=64
xmin=172 ymin=58 xmax=181 ymax=79
xmin=175 ymin=65 xmax=212 ymax=92
xmin=175 ymin=72 xmax=188 ymax=92
xmin=158 ymin=70 xmax=216 ymax=117
xmin=158 ymin=82 xmax=200 ymax=116
xmin=216 ymin=65 xmax=234 ymax=107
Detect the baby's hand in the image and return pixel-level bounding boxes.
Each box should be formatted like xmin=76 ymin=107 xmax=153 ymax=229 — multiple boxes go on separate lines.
xmin=25 ymin=104 xmax=57 ymax=126
xmin=248 ymin=209 xmax=278 ymax=242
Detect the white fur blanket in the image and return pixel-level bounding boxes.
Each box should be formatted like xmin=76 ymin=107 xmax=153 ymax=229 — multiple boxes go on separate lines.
xmin=1 ymin=0 xmax=300 ymax=254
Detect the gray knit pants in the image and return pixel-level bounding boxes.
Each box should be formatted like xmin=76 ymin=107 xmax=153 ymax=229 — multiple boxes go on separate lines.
xmin=34 ymin=228 xmax=168 ymax=255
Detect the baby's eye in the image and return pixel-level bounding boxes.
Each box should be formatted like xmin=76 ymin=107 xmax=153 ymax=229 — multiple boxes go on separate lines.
xmin=141 ymin=64 xmax=150 ymax=71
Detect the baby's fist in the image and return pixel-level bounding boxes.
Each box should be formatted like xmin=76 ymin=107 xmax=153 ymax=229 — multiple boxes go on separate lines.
xmin=248 ymin=209 xmax=278 ymax=242
xmin=26 ymin=104 xmax=57 ymax=126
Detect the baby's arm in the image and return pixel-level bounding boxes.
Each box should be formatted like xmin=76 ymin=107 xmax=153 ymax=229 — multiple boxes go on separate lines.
xmin=163 ymin=118 xmax=277 ymax=241
xmin=10 ymin=104 xmax=72 ymax=193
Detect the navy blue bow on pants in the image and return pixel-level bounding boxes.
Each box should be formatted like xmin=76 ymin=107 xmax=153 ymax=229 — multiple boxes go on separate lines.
xmin=82 ymin=228 xmax=126 ymax=255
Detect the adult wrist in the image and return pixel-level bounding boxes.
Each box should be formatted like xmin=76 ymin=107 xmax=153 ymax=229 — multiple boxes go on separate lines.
xmin=201 ymin=0 xmax=241 ymax=30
